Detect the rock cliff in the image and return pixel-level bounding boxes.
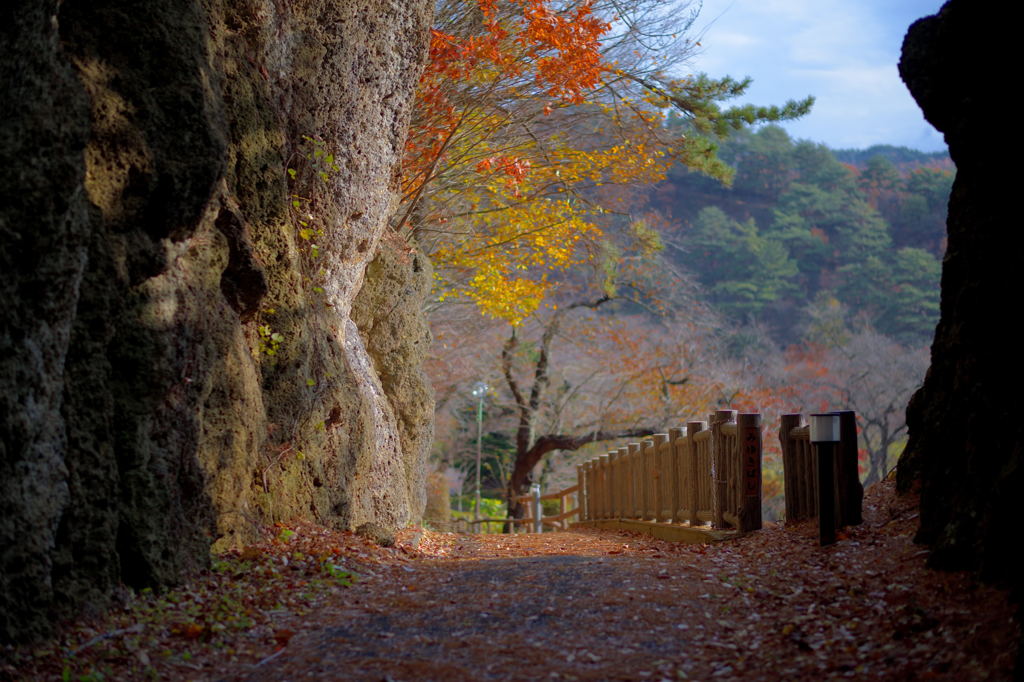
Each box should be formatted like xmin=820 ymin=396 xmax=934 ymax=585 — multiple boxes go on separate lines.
xmin=898 ymin=1 xmax=1019 ymax=589
xmin=0 ymin=0 xmax=433 ymax=641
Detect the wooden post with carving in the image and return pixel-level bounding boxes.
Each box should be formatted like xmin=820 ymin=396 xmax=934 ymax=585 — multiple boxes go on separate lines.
xmin=738 ymin=413 xmax=763 ymax=532
xmin=779 ymin=414 xmax=803 ymax=523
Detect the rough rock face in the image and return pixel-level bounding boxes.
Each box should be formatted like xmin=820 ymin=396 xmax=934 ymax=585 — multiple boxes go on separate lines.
xmin=352 ymin=237 xmax=435 ymax=520
xmin=0 ymin=0 xmax=433 ymax=641
xmin=897 ymin=1 xmax=1019 ymax=588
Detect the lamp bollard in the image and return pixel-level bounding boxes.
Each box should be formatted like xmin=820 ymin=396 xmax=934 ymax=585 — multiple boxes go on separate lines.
xmin=471 ymin=381 xmax=488 ymax=522
xmin=809 ymin=413 xmax=840 ymax=546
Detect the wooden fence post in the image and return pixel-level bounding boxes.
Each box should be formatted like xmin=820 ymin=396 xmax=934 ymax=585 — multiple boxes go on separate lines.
xmin=617 ymin=447 xmax=627 ymax=519
xmin=618 ymin=446 xmax=630 ymax=519
xmin=650 ymin=434 xmax=667 ymax=521
xmin=590 ymin=457 xmax=598 ymax=520
xmin=686 ymin=421 xmax=704 ymax=526
xmin=779 ymin=414 xmax=803 ymax=523
xmin=577 ymin=463 xmax=587 ymax=522
xmin=640 ymin=439 xmax=654 ymax=519
xmin=588 ymin=457 xmax=598 ymax=521
xmin=738 ymin=413 xmax=763 ymax=532
xmin=608 ymin=449 xmax=619 ymax=519
xmin=668 ymin=427 xmax=685 ymax=523
xmin=805 ymin=435 xmax=818 ymax=521
xmin=590 ymin=456 xmax=598 ymax=521
xmin=835 ymin=410 xmax=863 ymax=526
xmin=628 ymin=442 xmax=641 ymax=518
xmin=599 ymin=453 xmax=610 ymax=519
xmin=711 ymin=410 xmax=736 ymax=529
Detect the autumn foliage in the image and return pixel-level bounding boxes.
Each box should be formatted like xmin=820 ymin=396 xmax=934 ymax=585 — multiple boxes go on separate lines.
xmin=401 ymin=0 xmax=812 ymax=326
xmin=401 ymin=0 xmax=683 ymax=323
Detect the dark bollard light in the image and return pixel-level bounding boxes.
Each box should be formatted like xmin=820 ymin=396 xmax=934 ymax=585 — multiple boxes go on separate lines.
xmin=809 ymin=413 xmax=841 ymax=546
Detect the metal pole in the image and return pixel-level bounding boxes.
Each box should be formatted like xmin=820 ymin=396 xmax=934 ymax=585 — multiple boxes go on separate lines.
xmin=532 ymin=484 xmax=542 ymax=533
xmin=475 ymin=394 xmax=483 ymax=521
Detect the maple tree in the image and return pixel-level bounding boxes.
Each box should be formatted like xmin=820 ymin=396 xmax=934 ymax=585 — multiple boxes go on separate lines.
xmin=399 ymin=0 xmax=812 ymax=325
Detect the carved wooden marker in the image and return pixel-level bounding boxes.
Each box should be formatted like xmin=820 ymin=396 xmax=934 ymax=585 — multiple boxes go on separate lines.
xmin=738 ymin=413 xmax=763 ymax=532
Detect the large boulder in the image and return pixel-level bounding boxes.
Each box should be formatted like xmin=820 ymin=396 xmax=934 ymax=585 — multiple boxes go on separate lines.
xmin=897 ymin=1 xmax=1019 ymax=588
xmin=0 ymin=0 xmax=433 ymax=641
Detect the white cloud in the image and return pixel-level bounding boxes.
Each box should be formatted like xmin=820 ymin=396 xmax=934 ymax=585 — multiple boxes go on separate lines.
xmin=683 ymin=0 xmax=948 ymax=151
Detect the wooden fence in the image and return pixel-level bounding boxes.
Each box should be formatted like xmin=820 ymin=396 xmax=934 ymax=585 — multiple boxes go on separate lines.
xmin=451 ymin=409 xmax=867 ymax=537
xmin=457 ymin=484 xmax=581 ymax=533
xmin=514 ymin=484 xmax=581 ymax=531
xmin=779 ymin=411 xmax=863 ymax=527
xmin=577 ymin=410 xmax=764 ymax=533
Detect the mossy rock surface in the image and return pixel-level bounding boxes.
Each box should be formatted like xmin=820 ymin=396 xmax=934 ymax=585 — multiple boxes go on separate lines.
xmin=0 ymin=0 xmax=433 ymax=642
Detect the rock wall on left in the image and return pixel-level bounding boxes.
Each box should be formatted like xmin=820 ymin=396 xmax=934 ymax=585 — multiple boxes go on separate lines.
xmin=0 ymin=0 xmax=433 ymax=642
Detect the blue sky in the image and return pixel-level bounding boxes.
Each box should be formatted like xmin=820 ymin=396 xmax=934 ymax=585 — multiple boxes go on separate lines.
xmin=684 ymin=0 xmax=947 ymax=152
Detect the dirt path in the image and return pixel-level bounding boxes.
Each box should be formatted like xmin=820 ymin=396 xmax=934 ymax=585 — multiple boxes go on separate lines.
xmin=245 ymin=486 xmax=1017 ymax=681
xmin=250 ymin=534 xmax=734 ymax=681
xmin=4 ymin=483 xmax=1017 ymax=681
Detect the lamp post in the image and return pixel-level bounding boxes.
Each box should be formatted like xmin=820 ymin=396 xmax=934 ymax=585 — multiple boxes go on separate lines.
xmin=809 ymin=412 xmax=841 ymax=546
xmin=471 ymin=381 xmax=488 ymax=521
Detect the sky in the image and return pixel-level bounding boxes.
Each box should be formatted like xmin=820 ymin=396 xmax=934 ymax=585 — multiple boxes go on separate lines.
xmin=683 ymin=0 xmax=948 ymax=152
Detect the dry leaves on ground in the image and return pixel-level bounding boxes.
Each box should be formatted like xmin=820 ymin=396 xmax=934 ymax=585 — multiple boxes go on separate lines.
xmin=2 ymin=482 xmax=1018 ymax=681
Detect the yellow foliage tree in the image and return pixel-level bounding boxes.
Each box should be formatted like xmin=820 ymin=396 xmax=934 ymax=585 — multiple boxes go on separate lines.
xmin=399 ymin=0 xmax=812 ymax=326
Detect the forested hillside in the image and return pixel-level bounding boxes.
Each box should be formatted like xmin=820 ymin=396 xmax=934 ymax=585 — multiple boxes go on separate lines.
xmin=652 ymin=125 xmax=952 ymax=346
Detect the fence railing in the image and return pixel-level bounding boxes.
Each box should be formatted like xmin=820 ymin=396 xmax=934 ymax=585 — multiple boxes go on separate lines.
xmin=452 ymin=409 xmax=866 ymax=537
xmin=455 ymin=484 xmax=581 ymax=533
xmin=577 ymin=409 xmax=764 ymax=533
xmin=514 ymin=484 xmax=581 ymax=531
xmin=779 ymin=411 xmax=863 ymax=527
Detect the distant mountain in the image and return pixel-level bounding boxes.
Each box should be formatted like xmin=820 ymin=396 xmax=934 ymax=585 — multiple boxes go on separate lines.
xmin=833 ymin=144 xmax=953 ymax=170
